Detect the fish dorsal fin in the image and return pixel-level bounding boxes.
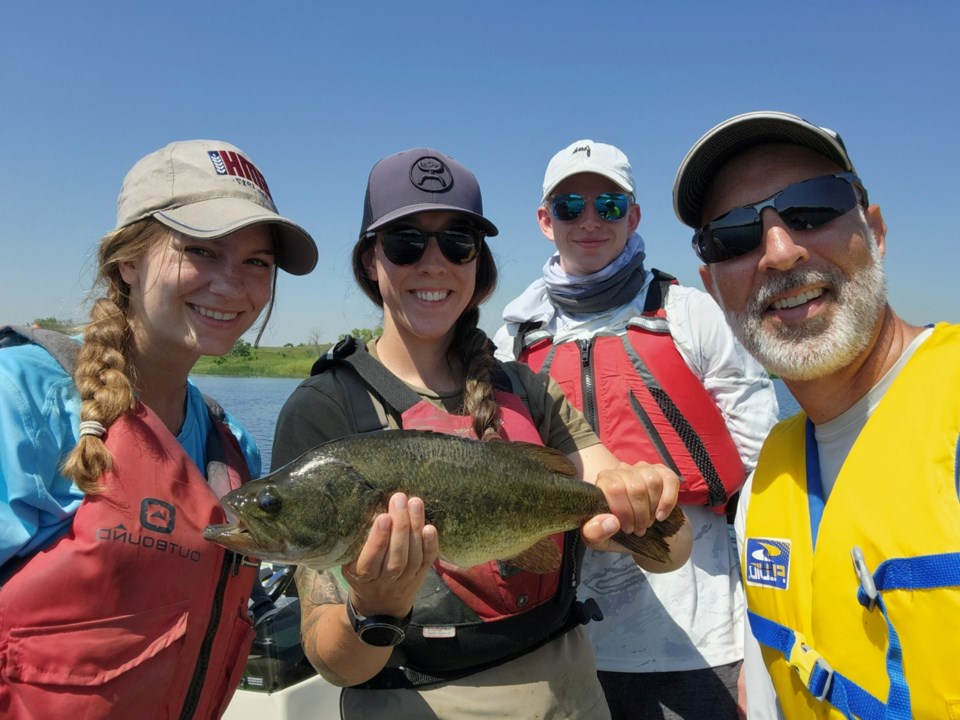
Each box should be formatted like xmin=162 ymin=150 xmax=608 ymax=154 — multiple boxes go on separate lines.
xmin=503 ymin=537 xmax=563 ymax=574
xmin=390 ymin=429 xmax=579 ymax=477
xmin=508 ymin=441 xmax=578 ymax=477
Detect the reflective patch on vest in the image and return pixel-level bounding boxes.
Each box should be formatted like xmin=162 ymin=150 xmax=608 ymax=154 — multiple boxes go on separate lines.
xmin=745 ymin=538 xmax=791 ymax=590
xmin=422 ymin=626 xmax=457 ymax=638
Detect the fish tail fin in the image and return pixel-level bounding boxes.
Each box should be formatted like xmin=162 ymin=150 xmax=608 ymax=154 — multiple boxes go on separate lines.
xmin=611 ymin=507 xmax=687 ymax=565
xmin=612 ymin=529 xmax=672 ymax=565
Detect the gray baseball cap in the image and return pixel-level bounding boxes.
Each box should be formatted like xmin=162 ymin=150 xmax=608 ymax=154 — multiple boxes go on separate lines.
xmin=115 ymin=140 xmax=318 ymax=275
xmin=359 ymin=148 xmax=498 ymax=237
xmin=673 ymin=111 xmax=856 ymax=228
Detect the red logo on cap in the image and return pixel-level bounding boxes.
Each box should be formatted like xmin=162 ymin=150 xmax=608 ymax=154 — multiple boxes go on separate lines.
xmin=208 ymin=150 xmax=273 ymax=199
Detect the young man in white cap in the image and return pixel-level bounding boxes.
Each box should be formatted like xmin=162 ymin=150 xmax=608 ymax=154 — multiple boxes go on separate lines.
xmin=674 ymin=110 xmax=960 ymax=719
xmin=495 ymin=140 xmax=779 ymax=719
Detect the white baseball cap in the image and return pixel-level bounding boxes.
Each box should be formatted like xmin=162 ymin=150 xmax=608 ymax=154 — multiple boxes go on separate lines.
xmin=541 ymin=139 xmax=636 ymax=202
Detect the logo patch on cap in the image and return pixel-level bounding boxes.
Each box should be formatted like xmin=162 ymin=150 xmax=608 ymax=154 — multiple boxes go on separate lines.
xmin=410 ymin=156 xmax=453 ymax=193
xmin=572 ymin=144 xmax=591 ymax=158
xmin=207 ymin=150 xmax=274 ymax=200
xmin=745 ymin=538 xmax=790 ymax=590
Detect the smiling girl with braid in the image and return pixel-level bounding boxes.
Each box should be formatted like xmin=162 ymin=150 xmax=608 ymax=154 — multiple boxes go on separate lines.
xmin=0 ymin=140 xmax=316 ymax=720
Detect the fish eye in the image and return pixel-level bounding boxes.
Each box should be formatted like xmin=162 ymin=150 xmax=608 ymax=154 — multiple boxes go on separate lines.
xmin=257 ymin=487 xmax=282 ymax=514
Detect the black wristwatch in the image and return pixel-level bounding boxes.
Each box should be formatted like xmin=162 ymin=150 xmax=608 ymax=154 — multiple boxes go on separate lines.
xmin=346 ymin=596 xmax=412 ymax=647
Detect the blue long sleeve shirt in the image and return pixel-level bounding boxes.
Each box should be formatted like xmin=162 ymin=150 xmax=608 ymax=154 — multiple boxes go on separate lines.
xmin=0 ymin=342 xmax=261 ymax=570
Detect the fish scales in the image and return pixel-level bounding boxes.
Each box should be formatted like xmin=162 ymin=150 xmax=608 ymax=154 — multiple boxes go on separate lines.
xmin=338 ymin=433 xmax=608 ymax=566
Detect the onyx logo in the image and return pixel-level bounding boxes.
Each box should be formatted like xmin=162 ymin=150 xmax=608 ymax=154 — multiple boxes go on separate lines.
xmin=141 ymin=498 xmax=176 ymax=534
xmin=410 ymin=156 xmax=453 ymax=192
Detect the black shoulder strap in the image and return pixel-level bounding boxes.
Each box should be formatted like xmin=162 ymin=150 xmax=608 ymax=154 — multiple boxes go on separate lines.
xmin=513 ymin=319 xmax=552 ymax=359
xmin=492 ymin=359 xmax=523 ymax=397
xmin=201 ymin=393 xmax=226 ymax=423
xmin=642 ymin=269 xmax=678 ymax=314
xmin=311 ymin=336 xmax=421 ymax=432
xmin=311 ymin=336 xmax=522 ymax=429
xmin=0 ymin=325 xmax=80 ymax=375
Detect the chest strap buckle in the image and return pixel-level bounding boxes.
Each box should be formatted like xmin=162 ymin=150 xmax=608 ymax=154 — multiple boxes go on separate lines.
xmin=788 ymin=633 xmax=834 ymax=702
xmin=230 ymin=552 xmax=260 ymax=575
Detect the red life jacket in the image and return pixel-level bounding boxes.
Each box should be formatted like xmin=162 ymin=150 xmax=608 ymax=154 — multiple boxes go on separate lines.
xmin=516 ymin=273 xmax=744 ymax=513
xmin=313 ymin=338 xmax=593 ymax=688
xmin=0 ymin=397 xmax=257 ymax=719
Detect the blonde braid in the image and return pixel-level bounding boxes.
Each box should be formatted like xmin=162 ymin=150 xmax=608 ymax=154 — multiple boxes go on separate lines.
xmin=61 ymin=220 xmax=165 ymax=493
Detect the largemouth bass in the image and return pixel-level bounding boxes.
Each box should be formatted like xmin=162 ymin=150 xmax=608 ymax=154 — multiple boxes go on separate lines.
xmin=204 ymin=430 xmax=685 ymax=572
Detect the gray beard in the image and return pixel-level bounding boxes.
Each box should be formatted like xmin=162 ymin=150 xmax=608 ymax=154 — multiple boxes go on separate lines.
xmin=719 ymin=240 xmax=888 ymax=382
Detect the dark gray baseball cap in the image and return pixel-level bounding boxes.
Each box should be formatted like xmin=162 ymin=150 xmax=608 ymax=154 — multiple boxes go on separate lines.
xmin=673 ymin=111 xmax=857 ymax=228
xmin=359 ymin=148 xmax=498 ymax=237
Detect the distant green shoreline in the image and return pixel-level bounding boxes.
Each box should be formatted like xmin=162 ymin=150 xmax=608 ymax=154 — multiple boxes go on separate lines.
xmin=192 ymin=344 xmax=781 ymax=380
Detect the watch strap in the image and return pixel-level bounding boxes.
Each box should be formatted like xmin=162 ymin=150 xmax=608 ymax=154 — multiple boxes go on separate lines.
xmin=346 ymin=596 xmax=412 ymax=647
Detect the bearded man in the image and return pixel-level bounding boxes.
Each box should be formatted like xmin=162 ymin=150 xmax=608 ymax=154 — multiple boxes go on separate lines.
xmin=673 ymin=111 xmax=960 ymax=720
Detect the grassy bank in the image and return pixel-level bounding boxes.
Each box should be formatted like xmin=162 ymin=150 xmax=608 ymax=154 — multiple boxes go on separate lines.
xmin=191 ymin=344 xmax=332 ymax=377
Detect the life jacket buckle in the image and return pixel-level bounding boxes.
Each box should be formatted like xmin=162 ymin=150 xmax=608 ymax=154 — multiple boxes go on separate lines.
xmin=788 ymin=634 xmax=834 ymax=702
xmin=230 ymin=552 xmax=260 ymax=575
xmin=850 ymin=546 xmax=878 ymax=611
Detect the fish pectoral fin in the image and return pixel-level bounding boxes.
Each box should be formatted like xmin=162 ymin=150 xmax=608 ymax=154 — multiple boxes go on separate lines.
xmin=502 ymin=538 xmax=562 ymax=575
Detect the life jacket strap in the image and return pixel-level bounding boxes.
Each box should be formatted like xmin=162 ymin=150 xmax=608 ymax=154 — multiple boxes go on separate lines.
xmin=751 ymin=551 xmax=960 ymax=717
xmin=748 ymin=610 xmax=889 ymax=720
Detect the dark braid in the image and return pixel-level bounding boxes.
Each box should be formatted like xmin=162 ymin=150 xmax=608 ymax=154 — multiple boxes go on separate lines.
xmin=455 ymin=314 xmax=501 ymax=441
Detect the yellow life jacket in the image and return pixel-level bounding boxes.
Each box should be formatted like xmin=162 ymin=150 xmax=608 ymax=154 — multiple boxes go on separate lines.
xmin=744 ymin=323 xmax=960 ymax=720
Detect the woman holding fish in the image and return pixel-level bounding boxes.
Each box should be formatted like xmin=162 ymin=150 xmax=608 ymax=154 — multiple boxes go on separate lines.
xmin=0 ymin=140 xmax=317 ymax=719
xmin=269 ymin=147 xmax=692 ymax=719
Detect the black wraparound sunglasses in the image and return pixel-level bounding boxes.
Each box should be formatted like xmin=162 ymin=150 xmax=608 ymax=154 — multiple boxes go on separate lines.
xmin=693 ymin=172 xmax=868 ymax=264
xmin=370 ymin=225 xmax=485 ymax=266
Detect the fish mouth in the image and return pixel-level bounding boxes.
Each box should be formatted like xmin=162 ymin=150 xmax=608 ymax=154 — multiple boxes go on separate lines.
xmin=203 ymin=518 xmax=284 ymax=556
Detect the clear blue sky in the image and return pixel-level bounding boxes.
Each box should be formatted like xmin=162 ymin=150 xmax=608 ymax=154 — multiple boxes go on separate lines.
xmin=3 ymin=2 xmax=957 ymax=347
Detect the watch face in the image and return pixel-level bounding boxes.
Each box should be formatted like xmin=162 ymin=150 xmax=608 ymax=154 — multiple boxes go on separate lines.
xmin=358 ymin=621 xmax=406 ymax=647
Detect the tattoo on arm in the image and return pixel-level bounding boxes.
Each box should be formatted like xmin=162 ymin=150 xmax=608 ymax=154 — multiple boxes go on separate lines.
xmin=295 ymin=566 xmax=348 ymax=680
xmin=296 ymin=566 xmax=346 ymax=609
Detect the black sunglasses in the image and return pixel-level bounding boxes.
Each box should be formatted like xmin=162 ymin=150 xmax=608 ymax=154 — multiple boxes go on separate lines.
xmin=372 ymin=225 xmax=484 ymax=266
xmin=550 ymin=192 xmax=632 ymax=222
xmin=693 ymin=172 xmax=867 ymax=264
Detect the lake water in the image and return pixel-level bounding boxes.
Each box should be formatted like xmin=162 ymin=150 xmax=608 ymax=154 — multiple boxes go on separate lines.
xmin=190 ymin=375 xmax=801 ymax=473
xmin=190 ymin=375 xmax=303 ymax=472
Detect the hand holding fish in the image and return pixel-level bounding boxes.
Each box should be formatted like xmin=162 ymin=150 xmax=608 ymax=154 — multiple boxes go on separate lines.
xmin=572 ymin=446 xmax=691 ymax=571
xmin=342 ymin=493 xmax=438 ymax=620
xmin=595 ymin=461 xmax=679 ymax=530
